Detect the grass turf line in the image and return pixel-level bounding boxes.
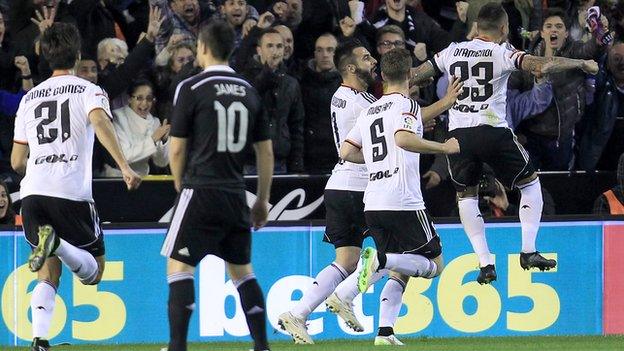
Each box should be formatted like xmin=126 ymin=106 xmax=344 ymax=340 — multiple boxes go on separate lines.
xmin=5 ymin=335 xmax=624 ymax=351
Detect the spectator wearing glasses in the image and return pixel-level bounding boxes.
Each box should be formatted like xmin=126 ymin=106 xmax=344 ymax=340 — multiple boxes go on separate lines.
xmin=102 ymin=79 xmax=170 ymax=177
xmin=371 ymin=24 xmax=405 ymax=97
xmin=154 ymin=41 xmax=196 ymax=119
xmin=301 ymin=33 xmax=342 ymax=174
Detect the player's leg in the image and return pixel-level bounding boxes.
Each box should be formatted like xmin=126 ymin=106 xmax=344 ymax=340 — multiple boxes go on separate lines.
xmin=227 ymin=263 xmax=270 ymax=351
xmin=375 ymin=272 xmax=408 ymax=346
xmin=516 ymin=174 xmax=556 ymax=270
xmin=30 ymin=257 xmax=62 ymax=351
xmin=488 ymin=128 xmax=556 ymax=271
xmin=166 ymin=258 xmax=196 ymax=351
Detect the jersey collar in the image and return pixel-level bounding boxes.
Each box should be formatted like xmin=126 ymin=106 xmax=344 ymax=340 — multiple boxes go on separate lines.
xmin=203 ymin=65 xmax=235 ymax=73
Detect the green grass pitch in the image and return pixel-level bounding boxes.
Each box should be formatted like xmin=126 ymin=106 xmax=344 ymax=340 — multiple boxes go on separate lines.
xmin=6 ymin=335 xmax=624 ymax=351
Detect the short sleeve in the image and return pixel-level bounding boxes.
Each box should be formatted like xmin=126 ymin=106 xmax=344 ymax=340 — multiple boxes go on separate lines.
xmin=170 ymin=80 xmax=195 ymax=138
xmin=345 ymin=121 xmax=363 ymax=149
xmin=431 ymin=44 xmax=453 ymax=76
xmin=500 ymin=42 xmax=526 ymax=73
xmin=252 ymin=93 xmax=270 ymax=143
xmin=13 ymin=99 xmax=27 ymax=144
xmin=84 ymin=85 xmax=112 ymax=120
xmin=395 ymin=98 xmax=422 ymax=135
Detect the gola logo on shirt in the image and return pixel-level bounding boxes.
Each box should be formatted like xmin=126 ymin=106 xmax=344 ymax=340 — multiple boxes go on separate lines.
xmin=34 ymin=153 xmax=79 ymax=165
xmin=369 ymin=167 xmax=399 ymax=181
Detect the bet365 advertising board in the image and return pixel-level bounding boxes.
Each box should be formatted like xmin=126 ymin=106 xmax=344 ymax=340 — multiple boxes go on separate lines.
xmin=1 ymin=220 xmax=621 ymax=347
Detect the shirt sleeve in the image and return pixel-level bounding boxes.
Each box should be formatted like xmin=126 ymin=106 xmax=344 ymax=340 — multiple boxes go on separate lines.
xmin=84 ymin=84 xmax=112 ymax=120
xmin=252 ymin=92 xmax=270 ymax=143
xmin=501 ymin=42 xmax=527 ymax=73
xmin=395 ymin=98 xmax=422 ymax=135
xmin=170 ymin=80 xmax=195 ymax=138
xmin=13 ymin=99 xmax=27 ymax=144
xmin=345 ymin=121 xmax=363 ymax=149
xmin=431 ymin=44 xmax=452 ymax=76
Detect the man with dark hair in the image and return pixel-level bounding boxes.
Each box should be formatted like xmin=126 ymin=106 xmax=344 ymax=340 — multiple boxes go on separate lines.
xmin=162 ymin=20 xmax=273 ymax=351
xmin=340 ymin=47 xmax=460 ymax=346
xmin=410 ymin=2 xmax=598 ymax=284
xmin=520 ymin=7 xmax=608 ymax=171
xmin=241 ymin=27 xmax=304 ymax=173
xmin=11 ymin=22 xmax=141 ymax=351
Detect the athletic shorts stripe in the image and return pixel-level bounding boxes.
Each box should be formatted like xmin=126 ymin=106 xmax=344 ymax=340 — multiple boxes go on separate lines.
xmin=161 ymin=188 xmax=194 ymax=257
xmin=509 ymin=129 xmax=531 ymax=188
xmin=416 ymin=210 xmax=433 ymax=241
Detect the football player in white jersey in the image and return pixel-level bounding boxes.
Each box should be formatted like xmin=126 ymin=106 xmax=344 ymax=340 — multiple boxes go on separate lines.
xmin=409 ymin=3 xmax=599 ymax=284
xmin=11 ymin=23 xmax=141 ymax=351
xmin=340 ymin=47 xmax=460 ymax=346
xmin=279 ymin=40 xmax=462 ymax=345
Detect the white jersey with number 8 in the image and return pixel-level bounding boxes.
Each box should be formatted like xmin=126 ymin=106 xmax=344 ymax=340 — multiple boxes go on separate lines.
xmin=432 ymin=38 xmax=526 ymax=131
xmin=14 ymin=75 xmax=112 ymax=202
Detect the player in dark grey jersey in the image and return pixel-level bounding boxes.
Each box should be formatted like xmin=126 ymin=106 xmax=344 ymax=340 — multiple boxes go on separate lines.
xmin=161 ymin=20 xmax=274 ymax=351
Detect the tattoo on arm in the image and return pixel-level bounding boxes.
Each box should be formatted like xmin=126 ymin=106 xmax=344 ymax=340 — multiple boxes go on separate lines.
xmin=410 ymin=61 xmax=437 ymax=85
xmin=522 ymin=55 xmax=583 ymax=74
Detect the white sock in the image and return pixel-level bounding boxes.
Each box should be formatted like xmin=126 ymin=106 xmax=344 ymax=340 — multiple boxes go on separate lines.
xmin=378 ymin=278 xmax=406 ymax=328
xmin=31 ymin=281 xmax=56 ymax=339
xmin=519 ymin=178 xmax=543 ymax=253
xmin=334 ymin=269 xmax=387 ymax=303
xmin=458 ymin=197 xmax=494 ymax=266
xmin=291 ymin=262 xmax=348 ymax=320
xmin=384 ymin=254 xmax=437 ymax=278
xmin=54 ymin=238 xmax=99 ymax=284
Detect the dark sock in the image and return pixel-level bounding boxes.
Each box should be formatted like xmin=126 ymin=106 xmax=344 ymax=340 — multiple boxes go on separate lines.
xmin=168 ymin=277 xmax=195 ymax=351
xmin=236 ymin=275 xmax=270 ymax=351
xmin=378 ymin=251 xmax=387 ymax=270
xmin=378 ymin=326 xmax=394 ymax=337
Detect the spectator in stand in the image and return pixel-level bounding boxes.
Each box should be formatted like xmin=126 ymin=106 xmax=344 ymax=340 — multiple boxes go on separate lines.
xmin=579 ymin=40 xmax=624 ymax=171
xmin=102 ymin=79 xmax=170 ymax=177
xmin=301 ymin=33 xmax=341 ymax=174
xmin=242 ymin=28 xmax=304 ymax=173
xmin=293 ymin=0 xmax=349 ymax=60
xmin=149 ymin=0 xmax=215 ymax=54
xmin=274 ymin=24 xmax=298 ymax=76
xmin=0 ymin=179 xmax=16 ymax=225
xmin=371 ymin=24 xmax=406 ymax=97
xmin=593 ymin=153 xmax=624 ymax=215
xmin=357 ymin=0 xmax=453 ymax=64
xmin=76 ymin=55 xmax=98 ymax=84
xmin=97 ymin=38 xmax=128 ymax=71
xmin=154 ymin=41 xmax=195 ymax=118
xmin=518 ymin=8 xmax=607 ymax=171
xmin=0 ymin=8 xmax=19 ymax=91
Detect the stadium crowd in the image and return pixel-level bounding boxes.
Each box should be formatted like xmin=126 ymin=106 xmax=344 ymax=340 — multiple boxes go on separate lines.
xmin=0 ymin=0 xmax=623 ymax=204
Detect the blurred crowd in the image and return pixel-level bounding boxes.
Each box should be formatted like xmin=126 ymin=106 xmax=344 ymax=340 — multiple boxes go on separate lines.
xmin=0 ymin=0 xmax=623 ymax=189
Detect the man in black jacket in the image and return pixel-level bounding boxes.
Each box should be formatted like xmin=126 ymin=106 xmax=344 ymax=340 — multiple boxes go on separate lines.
xmin=242 ymin=28 xmax=304 ymax=173
xmin=301 ymin=33 xmax=341 ymax=174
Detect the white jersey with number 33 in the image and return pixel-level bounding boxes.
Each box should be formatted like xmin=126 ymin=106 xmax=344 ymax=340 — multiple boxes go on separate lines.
xmin=14 ymin=75 xmax=112 ymax=202
xmin=432 ymin=38 xmax=526 ymax=131
xmin=346 ymin=93 xmax=425 ymax=211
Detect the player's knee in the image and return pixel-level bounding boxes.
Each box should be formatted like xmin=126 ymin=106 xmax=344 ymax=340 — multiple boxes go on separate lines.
xmin=336 ymin=255 xmax=359 ymax=274
xmin=430 ymin=256 xmax=445 ymax=278
xmin=84 ymin=268 xmax=104 ymax=285
xmin=517 ymin=172 xmax=538 ymax=187
xmin=457 ymin=186 xmax=479 ymax=199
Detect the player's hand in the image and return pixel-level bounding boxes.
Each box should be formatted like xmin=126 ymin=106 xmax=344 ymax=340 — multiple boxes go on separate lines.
xmin=339 ymin=16 xmax=356 ymax=38
xmin=443 ymin=75 xmax=463 ymax=107
xmin=31 ymin=6 xmax=56 ymax=34
xmin=423 ymin=117 xmax=436 ymax=132
xmin=251 ymin=200 xmax=269 ymax=230
xmin=581 ymin=60 xmax=599 ymax=74
xmin=146 ymin=6 xmax=165 ymax=43
xmin=413 ymin=43 xmax=427 ymax=62
xmin=456 ymin=1 xmax=469 ymax=23
xmin=443 ymin=137 xmax=460 ymax=154
xmin=422 ymin=170 xmax=441 ymax=189
xmin=121 ymin=167 xmax=142 ymax=190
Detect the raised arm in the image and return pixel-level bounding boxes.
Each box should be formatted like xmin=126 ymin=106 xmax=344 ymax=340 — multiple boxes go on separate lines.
xmin=409 ymin=61 xmax=438 ymax=87
xmin=421 ymin=76 xmax=462 ymax=122
xmin=521 ymin=55 xmax=599 ymax=75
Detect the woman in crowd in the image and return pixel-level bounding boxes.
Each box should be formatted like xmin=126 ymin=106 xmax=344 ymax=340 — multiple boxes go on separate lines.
xmin=102 ymin=79 xmax=170 ymax=177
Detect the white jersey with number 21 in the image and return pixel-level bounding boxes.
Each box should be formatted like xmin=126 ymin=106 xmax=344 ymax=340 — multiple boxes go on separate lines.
xmin=14 ymin=75 xmax=112 ymax=202
xmin=432 ymin=38 xmax=526 ymax=131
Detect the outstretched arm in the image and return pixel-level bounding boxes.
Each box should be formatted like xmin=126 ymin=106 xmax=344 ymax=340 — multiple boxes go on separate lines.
xmin=521 ymin=55 xmax=599 ymax=75
xmin=409 ymin=61 xmax=438 ymax=87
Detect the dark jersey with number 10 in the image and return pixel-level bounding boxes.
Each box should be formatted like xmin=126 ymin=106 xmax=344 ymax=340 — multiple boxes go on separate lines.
xmin=170 ymin=65 xmax=269 ymax=190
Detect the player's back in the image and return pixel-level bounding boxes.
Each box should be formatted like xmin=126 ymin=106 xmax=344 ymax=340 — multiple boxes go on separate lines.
xmin=15 ymin=75 xmax=110 ymax=202
xmin=326 ymin=85 xmax=376 ymax=192
xmin=348 ymin=93 xmax=425 ymax=211
xmin=171 ymin=67 xmax=264 ymax=190
xmin=433 ymin=38 xmax=525 ymax=131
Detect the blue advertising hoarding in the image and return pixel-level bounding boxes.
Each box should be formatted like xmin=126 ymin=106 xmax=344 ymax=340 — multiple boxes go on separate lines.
xmin=0 ymin=221 xmax=604 ymax=346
